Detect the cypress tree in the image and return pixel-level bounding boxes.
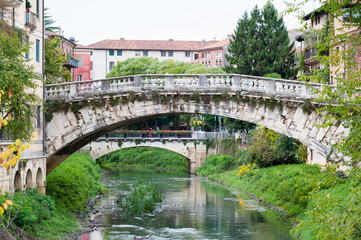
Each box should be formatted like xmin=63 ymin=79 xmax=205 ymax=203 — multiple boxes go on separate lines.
xmin=226 ymin=2 xmax=297 ymax=79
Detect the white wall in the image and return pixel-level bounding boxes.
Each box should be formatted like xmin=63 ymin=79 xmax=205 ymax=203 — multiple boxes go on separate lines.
xmin=91 ymin=49 xmax=195 ymax=79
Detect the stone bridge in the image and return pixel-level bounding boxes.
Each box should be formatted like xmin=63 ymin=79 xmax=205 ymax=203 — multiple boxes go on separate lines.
xmin=45 ymin=74 xmax=349 ymax=174
xmin=80 ymin=132 xmax=220 ymax=173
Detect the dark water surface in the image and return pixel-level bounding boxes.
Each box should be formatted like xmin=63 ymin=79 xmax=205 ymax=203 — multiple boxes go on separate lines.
xmin=83 ymin=168 xmax=293 ymax=240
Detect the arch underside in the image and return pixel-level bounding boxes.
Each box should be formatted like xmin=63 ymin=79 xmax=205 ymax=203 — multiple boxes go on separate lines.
xmin=46 ymin=99 xmax=347 ymax=174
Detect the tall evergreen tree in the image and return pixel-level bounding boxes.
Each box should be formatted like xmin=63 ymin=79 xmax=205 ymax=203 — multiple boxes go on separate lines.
xmin=226 ymin=2 xmax=297 ymax=79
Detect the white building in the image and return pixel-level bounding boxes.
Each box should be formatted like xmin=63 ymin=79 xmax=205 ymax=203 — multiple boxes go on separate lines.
xmin=87 ymin=38 xmax=217 ymax=79
xmin=0 ymin=0 xmax=46 ymax=193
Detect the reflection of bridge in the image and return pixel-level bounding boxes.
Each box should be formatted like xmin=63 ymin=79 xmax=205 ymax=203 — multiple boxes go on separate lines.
xmin=36 ymin=74 xmax=348 ymax=178
xmin=81 ymin=131 xmax=221 ymax=173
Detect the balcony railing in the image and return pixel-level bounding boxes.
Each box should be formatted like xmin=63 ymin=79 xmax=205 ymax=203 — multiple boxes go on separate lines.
xmin=0 ymin=0 xmax=22 ymax=7
xmin=304 ymin=47 xmax=318 ymax=66
xmin=25 ymin=11 xmax=36 ymax=30
xmin=64 ymin=56 xmax=79 ymax=68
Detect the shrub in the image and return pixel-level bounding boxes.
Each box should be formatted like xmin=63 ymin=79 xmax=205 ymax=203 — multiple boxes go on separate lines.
xmin=119 ymin=181 xmax=162 ymax=215
xmin=196 ymin=154 xmax=236 ymax=176
xmin=46 ymin=153 xmax=104 ymax=213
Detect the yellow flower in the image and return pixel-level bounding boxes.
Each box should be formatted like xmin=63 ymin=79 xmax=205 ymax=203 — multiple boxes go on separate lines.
xmin=15 ymin=139 xmax=21 ymax=147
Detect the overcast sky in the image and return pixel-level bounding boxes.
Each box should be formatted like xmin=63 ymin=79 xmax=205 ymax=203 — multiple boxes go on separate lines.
xmin=45 ymin=0 xmax=318 ymax=45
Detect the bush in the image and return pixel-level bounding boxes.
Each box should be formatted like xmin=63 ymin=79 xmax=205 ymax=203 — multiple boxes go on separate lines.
xmin=11 ymin=189 xmax=79 ymax=239
xmin=196 ymin=154 xmax=236 ymax=176
xmin=119 ymin=181 xmax=162 ymax=215
xmin=248 ymin=127 xmax=303 ymax=167
xmin=46 ymin=152 xmax=104 ymax=213
xmin=97 ymin=147 xmax=188 ymax=171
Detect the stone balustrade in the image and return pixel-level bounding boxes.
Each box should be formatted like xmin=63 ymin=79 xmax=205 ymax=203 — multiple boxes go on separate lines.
xmin=45 ymin=74 xmax=325 ymax=101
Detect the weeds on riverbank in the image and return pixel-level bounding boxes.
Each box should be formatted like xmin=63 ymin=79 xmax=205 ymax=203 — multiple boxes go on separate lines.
xmin=119 ymin=181 xmax=162 ymax=215
xmin=196 ymin=154 xmax=236 ymax=176
xmin=208 ymin=164 xmax=361 ymax=240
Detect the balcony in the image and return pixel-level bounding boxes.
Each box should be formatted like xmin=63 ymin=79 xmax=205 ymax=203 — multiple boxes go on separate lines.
xmin=25 ymin=11 xmax=36 ymax=30
xmin=304 ymin=47 xmax=318 ymax=66
xmin=64 ymin=56 xmax=79 ymax=69
xmin=0 ymin=0 xmax=22 ymax=7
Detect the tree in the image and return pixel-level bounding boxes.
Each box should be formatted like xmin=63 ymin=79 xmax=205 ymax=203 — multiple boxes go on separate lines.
xmin=106 ymin=57 xmax=225 ymax=78
xmin=285 ymin=1 xmax=361 ymax=164
xmin=0 ymin=28 xmax=39 ymax=141
xmin=44 ymin=37 xmax=71 ymax=84
xmin=44 ymin=8 xmax=59 ymax=32
xmin=226 ymin=2 xmax=297 ymax=79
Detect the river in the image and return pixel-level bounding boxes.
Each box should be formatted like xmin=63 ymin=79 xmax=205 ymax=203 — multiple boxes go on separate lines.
xmin=81 ymin=168 xmax=294 ymax=240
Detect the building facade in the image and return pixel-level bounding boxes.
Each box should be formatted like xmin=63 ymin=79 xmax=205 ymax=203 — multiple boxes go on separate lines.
xmin=87 ymin=38 xmax=217 ymax=79
xmin=73 ymin=44 xmax=93 ymax=81
xmin=0 ymin=0 xmax=46 ymax=193
xmin=196 ymin=40 xmax=229 ymax=68
xmin=47 ymin=31 xmax=79 ymax=81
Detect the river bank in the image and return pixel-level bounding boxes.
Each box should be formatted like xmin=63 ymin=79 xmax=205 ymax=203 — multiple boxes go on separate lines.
xmin=206 ymin=164 xmax=361 ymax=240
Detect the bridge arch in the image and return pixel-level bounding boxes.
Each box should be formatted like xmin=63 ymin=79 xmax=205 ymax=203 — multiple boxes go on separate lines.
xmin=25 ymin=169 xmax=32 ymax=189
xmin=84 ymin=139 xmax=211 ymax=173
xmin=13 ymin=171 xmax=21 ymax=191
xmin=45 ymin=74 xmax=348 ymax=174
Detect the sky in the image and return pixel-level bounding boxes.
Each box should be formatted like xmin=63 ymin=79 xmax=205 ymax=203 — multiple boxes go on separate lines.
xmin=45 ymin=0 xmax=318 ymax=46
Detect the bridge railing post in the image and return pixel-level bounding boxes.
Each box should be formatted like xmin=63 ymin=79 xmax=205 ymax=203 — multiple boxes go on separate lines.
xmin=164 ymin=75 xmax=174 ymax=90
xmin=232 ymin=75 xmax=241 ymax=91
xmin=266 ymin=79 xmax=276 ymax=95
xmin=199 ymin=75 xmax=207 ymax=88
xmin=101 ymin=79 xmax=110 ymax=92
xmin=69 ymin=84 xmax=77 ymax=98
xmin=134 ymin=76 xmax=142 ymax=88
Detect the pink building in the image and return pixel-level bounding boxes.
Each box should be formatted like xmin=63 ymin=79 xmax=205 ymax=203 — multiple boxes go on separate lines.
xmin=73 ymin=44 xmax=93 ymax=81
xmin=197 ymin=40 xmax=229 ymax=68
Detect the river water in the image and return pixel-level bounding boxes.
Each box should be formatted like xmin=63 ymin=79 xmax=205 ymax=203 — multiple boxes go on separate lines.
xmin=82 ymin=168 xmax=294 ymax=240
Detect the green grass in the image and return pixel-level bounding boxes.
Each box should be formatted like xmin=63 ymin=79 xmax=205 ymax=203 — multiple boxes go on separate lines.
xmin=207 ymin=164 xmax=361 ymax=240
xmin=97 ymin=147 xmax=188 ymax=171
xmin=196 ymin=154 xmax=236 ymax=176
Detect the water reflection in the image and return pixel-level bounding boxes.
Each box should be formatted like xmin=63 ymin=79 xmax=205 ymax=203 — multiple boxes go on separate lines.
xmin=84 ymin=168 xmax=293 ymax=240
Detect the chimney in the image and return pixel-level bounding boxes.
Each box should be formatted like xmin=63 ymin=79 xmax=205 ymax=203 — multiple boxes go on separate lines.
xmin=202 ymin=39 xmax=206 ymax=47
xmin=120 ymin=38 xmax=125 ymax=40
xmin=169 ymin=39 xmax=174 ymax=41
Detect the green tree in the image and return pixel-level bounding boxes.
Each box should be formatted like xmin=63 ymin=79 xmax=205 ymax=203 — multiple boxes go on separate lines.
xmin=285 ymin=1 xmax=361 ymax=164
xmin=107 ymin=57 xmax=224 ymax=77
xmin=44 ymin=37 xmax=71 ymax=84
xmin=0 ymin=27 xmax=39 ymax=140
xmin=44 ymin=8 xmax=59 ymax=32
xmin=226 ymin=3 xmax=297 ymax=79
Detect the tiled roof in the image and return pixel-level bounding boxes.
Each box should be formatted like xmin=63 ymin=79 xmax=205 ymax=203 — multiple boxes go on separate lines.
xmin=198 ymin=40 xmax=230 ymax=51
xmin=75 ymin=43 xmax=93 ymax=49
xmin=88 ymin=39 xmax=218 ymax=51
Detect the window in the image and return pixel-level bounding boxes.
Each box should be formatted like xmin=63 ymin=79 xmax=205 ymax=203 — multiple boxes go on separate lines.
xmin=168 ymin=51 xmax=173 ymax=57
xmin=330 ymin=76 xmax=334 ymax=85
xmin=185 ymin=52 xmax=190 ymax=57
xmin=35 ymin=39 xmax=40 ymax=62
xmin=36 ymin=0 xmax=39 ymax=17
xmin=77 ymin=74 xmax=83 ymax=81
xmin=206 ymin=52 xmax=211 ymax=58
xmin=201 ymin=52 xmax=205 ymax=58
xmin=117 ymin=50 xmax=122 ymax=56
xmin=25 ymin=36 xmax=29 ymax=59
xmin=143 ymin=51 xmax=148 ymax=56
xmin=36 ymin=106 xmax=41 ymax=128
xmin=135 ymin=51 xmax=140 ymax=56
xmin=77 ymin=56 xmax=83 ymax=66
xmin=109 ymin=61 xmax=115 ymax=71
xmin=194 ymin=53 xmax=198 ymax=60
xmin=90 ymin=51 xmax=93 ymax=56
xmin=161 ymin=51 xmax=166 ymax=57
xmin=109 ymin=50 xmax=114 ymax=56
xmin=216 ymin=50 xmax=222 ymax=57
